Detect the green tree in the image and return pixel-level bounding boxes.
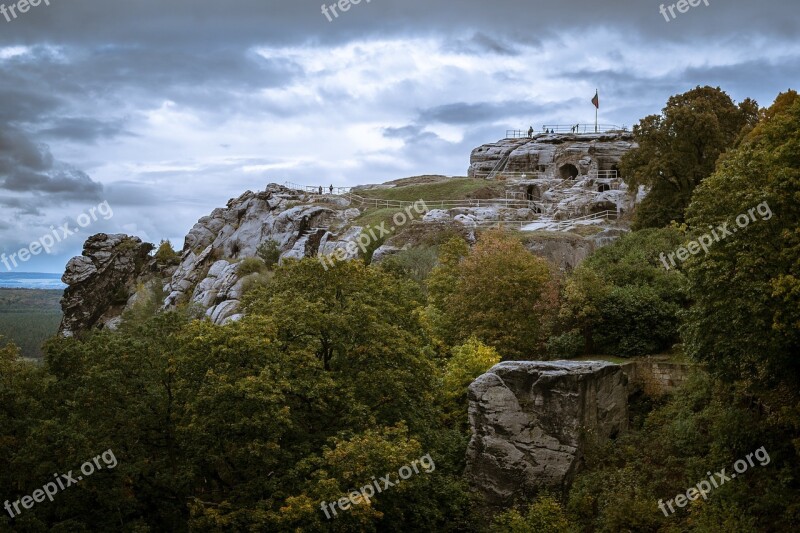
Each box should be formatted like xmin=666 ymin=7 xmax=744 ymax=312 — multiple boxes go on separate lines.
xmin=256 ymin=240 xmax=282 ymax=270
xmin=621 ymin=86 xmax=759 ymax=229
xmin=155 ymin=239 xmax=181 ymax=265
xmin=682 ymin=90 xmax=800 ymax=387
xmin=556 ymin=227 xmax=688 ymax=356
xmin=243 ymin=258 xmax=437 ymax=432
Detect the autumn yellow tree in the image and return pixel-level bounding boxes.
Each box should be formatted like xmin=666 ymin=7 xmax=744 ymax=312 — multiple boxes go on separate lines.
xmin=433 ymin=231 xmax=557 ymax=360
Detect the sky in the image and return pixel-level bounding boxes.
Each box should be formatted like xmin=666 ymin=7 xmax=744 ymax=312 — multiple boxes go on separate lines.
xmin=0 ymin=0 xmax=797 ymax=273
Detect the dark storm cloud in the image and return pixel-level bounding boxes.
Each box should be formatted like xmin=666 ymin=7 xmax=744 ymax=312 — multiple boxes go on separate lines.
xmin=38 ymin=117 xmax=132 ymax=143
xmin=1 ymin=1 xmax=796 ymax=46
xmin=0 ymin=197 xmax=42 ymax=216
xmin=0 ymin=44 xmax=304 ymax=129
xmin=0 ymin=128 xmax=102 ymax=198
xmin=445 ymin=33 xmax=523 ymax=56
xmin=418 ymin=101 xmax=553 ymax=125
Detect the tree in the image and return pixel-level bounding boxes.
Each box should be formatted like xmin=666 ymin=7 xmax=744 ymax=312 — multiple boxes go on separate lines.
xmin=493 ymin=494 xmax=573 ymax=533
xmin=557 ymin=227 xmax=688 ymax=356
xmin=431 ymin=231 xmax=557 ymax=360
xmin=154 ymin=239 xmax=180 ymax=266
xmin=243 ymin=258 xmax=437 ymax=432
xmin=255 ymin=240 xmax=282 ymax=270
xmin=621 ymin=86 xmax=759 ymax=229
xmin=682 ymin=90 xmax=800 ymax=386
xmin=441 ymin=338 xmax=501 ymax=431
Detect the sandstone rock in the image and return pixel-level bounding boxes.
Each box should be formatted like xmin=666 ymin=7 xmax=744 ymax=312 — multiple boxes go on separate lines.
xmin=164 ymin=184 xmax=340 ymax=313
xmin=465 ymin=361 xmax=628 ymax=506
xmin=370 ymin=244 xmax=402 ymax=263
xmin=523 ymin=235 xmax=596 ymax=271
xmin=59 ymin=234 xmax=154 ymax=336
xmin=468 ymin=132 xmax=636 ymax=179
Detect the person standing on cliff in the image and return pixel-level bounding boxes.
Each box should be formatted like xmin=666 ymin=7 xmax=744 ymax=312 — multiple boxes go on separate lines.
xmin=527 ymin=126 xmax=533 ymax=138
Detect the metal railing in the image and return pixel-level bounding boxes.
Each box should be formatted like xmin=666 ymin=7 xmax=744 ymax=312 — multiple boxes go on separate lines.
xmin=282 ymin=182 xmax=352 ymax=195
xmin=505 ymin=130 xmax=535 ymax=139
xmin=588 ymin=170 xmax=619 ymax=179
xmin=486 ymin=153 xmax=511 ymax=180
xmin=548 ymin=210 xmax=618 ymax=231
xmin=489 ymin=171 xmax=547 ymax=180
xmin=468 ymin=210 xmax=618 ymax=232
xmin=506 ymin=125 xmax=627 ymax=138
xmin=541 ymin=124 xmax=627 ymax=134
xmin=345 ymin=192 xmax=538 ymax=210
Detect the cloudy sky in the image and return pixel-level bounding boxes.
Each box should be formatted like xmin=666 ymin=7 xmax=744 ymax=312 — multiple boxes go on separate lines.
xmin=0 ymin=0 xmax=797 ymax=272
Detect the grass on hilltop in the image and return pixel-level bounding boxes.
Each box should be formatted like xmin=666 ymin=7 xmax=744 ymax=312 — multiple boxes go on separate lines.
xmin=355 ymin=177 xmax=499 ymax=203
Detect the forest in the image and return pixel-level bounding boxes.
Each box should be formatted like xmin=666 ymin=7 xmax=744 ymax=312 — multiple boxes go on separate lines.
xmin=0 ymin=88 xmax=798 ymax=532
xmin=0 ymin=289 xmax=61 ymax=359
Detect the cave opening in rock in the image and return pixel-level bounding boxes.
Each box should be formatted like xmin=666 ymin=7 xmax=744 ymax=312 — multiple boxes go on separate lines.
xmin=559 ymin=163 xmax=579 ymax=180
xmin=597 ymin=183 xmax=611 ymax=192
xmin=526 ymin=184 xmax=540 ymax=201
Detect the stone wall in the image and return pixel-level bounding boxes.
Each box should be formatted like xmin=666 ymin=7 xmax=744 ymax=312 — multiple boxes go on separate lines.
xmin=620 ymin=359 xmax=694 ymax=396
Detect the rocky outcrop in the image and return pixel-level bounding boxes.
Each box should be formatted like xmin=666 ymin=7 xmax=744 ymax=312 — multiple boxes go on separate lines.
xmin=59 ymin=234 xmax=154 ymax=336
xmin=465 ymin=361 xmax=628 ymax=506
xmin=163 ymin=184 xmax=363 ymax=324
xmin=468 ymin=132 xmax=635 ymax=178
xmin=467 ymin=132 xmax=638 ymax=220
xmin=522 ymin=235 xmax=597 ymax=272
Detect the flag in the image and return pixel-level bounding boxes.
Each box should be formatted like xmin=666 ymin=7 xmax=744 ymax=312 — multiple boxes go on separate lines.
xmin=591 ymin=90 xmax=599 ymax=109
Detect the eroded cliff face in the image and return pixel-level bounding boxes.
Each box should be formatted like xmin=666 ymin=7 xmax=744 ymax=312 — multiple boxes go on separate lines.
xmin=59 ymin=234 xmax=154 ymax=336
xmin=59 ymin=184 xmax=368 ymax=335
xmin=465 ymin=361 xmax=629 ymax=507
xmin=468 ymin=131 xmax=636 ymax=179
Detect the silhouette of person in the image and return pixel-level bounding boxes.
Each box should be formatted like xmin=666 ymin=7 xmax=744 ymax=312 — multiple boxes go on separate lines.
xmin=527 ymin=126 xmax=533 ymax=138
xmin=329 ymin=184 xmax=334 ymax=194
xmin=318 ymin=186 xmax=323 ymax=195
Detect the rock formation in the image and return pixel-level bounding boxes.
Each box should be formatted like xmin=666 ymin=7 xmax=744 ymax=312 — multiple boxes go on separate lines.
xmin=465 ymin=361 xmax=628 ymax=506
xmin=467 ymin=132 xmax=640 ymax=220
xmin=58 ymin=185 xmax=374 ymax=335
xmin=468 ymin=131 xmax=635 ymax=179
xmin=163 ymin=186 xmax=342 ymax=324
xmin=59 ymin=234 xmax=154 ymax=336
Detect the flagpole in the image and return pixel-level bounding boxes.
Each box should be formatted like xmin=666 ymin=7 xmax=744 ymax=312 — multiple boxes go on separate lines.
xmin=595 ymin=88 xmax=598 ymax=133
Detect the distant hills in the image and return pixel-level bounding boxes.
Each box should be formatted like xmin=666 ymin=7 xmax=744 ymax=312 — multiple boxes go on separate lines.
xmin=0 ymin=272 xmax=66 ymax=290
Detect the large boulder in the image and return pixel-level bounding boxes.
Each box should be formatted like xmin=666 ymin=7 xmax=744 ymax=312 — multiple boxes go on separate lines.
xmin=465 ymin=361 xmax=628 ymax=507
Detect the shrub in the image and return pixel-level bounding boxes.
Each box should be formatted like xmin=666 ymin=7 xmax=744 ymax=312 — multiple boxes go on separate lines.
xmin=237 ymin=257 xmax=267 ymax=277
xmin=379 ymin=245 xmax=439 ymax=286
xmin=493 ymin=494 xmax=573 ymax=533
xmin=256 ymin=241 xmax=282 ymax=269
xmin=546 ymin=330 xmax=584 ymax=359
